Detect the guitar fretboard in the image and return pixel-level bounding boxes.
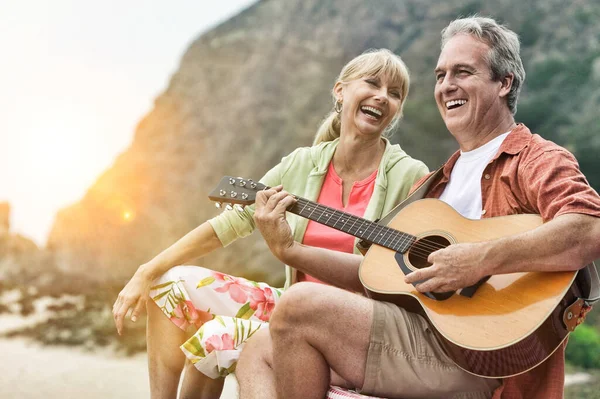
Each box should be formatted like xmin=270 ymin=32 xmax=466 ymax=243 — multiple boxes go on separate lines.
xmin=290 ymin=197 xmax=415 ymax=253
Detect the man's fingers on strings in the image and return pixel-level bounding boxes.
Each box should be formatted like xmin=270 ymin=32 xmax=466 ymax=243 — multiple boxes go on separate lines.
xmin=404 ymin=266 xmax=434 ymax=285
xmin=414 ymin=277 xmax=441 ymax=293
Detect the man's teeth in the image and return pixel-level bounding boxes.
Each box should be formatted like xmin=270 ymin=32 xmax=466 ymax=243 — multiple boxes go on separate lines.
xmin=361 ymin=106 xmax=382 ymax=117
xmin=446 ymin=99 xmax=467 ymax=109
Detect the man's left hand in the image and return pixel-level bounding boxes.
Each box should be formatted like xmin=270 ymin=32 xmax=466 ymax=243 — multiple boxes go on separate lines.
xmin=404 ymin=242 xmax=490 ymax=293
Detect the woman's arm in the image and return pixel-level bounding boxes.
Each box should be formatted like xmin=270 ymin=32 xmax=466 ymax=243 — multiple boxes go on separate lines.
xmin=253 ymin=187 xmax=364 ymax=292
xmin=112 ymin=221 xmax=222 ymax=335
xmin=112 ymin=150 xmax=293 ymax=334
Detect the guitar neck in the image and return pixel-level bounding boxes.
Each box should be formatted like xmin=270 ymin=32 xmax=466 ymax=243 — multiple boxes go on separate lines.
xmin=289 ymin=196 xmax=415 ymax=253
xmin=208 ymin=176 xmax=416 ymax=253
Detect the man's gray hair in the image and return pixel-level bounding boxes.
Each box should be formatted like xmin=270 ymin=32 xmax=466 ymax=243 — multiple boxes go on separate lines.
xmin=441 ymin=16 xmax=526 ymax=115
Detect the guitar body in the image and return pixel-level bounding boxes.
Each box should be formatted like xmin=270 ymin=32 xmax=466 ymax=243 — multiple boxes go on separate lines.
xmin=359 ymin=199 xmax=577 ymax=378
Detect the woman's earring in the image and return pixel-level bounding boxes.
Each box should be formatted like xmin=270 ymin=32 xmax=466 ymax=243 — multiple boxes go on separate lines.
xmin=334 ymin=99 xmax=343 ymax=113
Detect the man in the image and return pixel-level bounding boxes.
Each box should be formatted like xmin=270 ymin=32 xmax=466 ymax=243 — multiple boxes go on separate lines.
xmin=237 ymin=16 xmax=600 ymax=399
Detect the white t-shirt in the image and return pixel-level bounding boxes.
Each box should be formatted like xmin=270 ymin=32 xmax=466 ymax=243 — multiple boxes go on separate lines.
xmin=439 ymin=132 xmax=510 ymax=219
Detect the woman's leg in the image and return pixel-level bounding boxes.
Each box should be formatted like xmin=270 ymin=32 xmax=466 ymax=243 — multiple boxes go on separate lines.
xmin=147 ymin=266 xmax=281 ymax=397
xmin=147 ymin=299 xmax=187 ymax=399
xmin=147 ymin=300 xmax=226 ymax=399
xmin=179 ymin=361 xmax=224 ymax=399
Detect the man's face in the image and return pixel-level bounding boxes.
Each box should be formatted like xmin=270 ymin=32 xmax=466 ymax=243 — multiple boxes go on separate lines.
xmin=434 ymin=34 xmax=507 ymax=137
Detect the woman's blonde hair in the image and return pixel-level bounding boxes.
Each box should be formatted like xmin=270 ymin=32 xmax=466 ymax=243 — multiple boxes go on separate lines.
xmin=313 ymin=49 xmax=410 ymax=145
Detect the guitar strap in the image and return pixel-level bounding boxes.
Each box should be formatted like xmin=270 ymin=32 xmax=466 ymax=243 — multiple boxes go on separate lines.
xmin=576 ymin=262 xmax=599 ymax=305
xmin=356 ymin=166 xmax=600 ymax=308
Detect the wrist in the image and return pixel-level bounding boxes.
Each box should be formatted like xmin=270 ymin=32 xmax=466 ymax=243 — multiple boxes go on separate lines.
xmin=274 ymin=241 xmax=299 ymax=264
xmin=138 ymin=262 xmax=158 ymax=281
xmin=479 ymin=240 xmax=503 ymax=276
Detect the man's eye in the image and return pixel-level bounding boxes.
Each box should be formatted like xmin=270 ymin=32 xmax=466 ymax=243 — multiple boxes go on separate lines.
xmin=435 ymin=74 xmax=444 ymax=81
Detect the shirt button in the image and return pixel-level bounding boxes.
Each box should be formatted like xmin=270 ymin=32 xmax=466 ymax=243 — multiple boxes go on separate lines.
xmin=481 ymin=209 xmax=487 ymax=215
xmin=484 ymin=174 xmax=491 ymax=180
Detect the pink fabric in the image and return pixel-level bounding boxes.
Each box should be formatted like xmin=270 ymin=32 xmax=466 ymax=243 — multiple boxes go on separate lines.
xmin=327 ymin=386 xmax=386 ymax=399
xmin=298 ymin=161 xmax=377 ymax=283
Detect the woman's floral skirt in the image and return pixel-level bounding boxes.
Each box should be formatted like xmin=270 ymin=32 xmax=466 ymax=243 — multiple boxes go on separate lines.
xmin=149 ymin=265 xmax=282 ymax=378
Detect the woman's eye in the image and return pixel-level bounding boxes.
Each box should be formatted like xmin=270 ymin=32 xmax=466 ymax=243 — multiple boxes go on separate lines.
xmin=366 ymin=79 xmax=379 ymax=86
xmin=390 ymin=91 xmax=401 ymax=98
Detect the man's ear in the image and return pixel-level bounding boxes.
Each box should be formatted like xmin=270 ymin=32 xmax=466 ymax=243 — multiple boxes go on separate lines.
xmin=499 ymin=73 xmax=514 ymax=98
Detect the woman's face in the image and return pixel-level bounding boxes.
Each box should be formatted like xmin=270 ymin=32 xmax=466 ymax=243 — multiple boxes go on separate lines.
xmin=335 ymin=74 xmax=404 ymax=138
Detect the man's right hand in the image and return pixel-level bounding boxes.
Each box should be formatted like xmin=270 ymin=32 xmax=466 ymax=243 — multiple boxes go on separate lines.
xmin=112 ymin=266 xmax=153 ymax=335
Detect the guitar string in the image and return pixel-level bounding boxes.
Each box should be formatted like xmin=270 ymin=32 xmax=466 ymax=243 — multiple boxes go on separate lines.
xmin=293 ymin=198 xmax=448 ymax=251
xmin=293 ymin=198 xmax=448 ymax=255
xmin=293 ymin=199 xmax=448 ymax=256
xmin=227 ymin=182 xmax=447 ymax=257
xmin=220 ymin=196 xmax=445 ymax=258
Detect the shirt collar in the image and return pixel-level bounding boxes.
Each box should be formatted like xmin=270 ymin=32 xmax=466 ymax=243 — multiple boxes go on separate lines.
xmin=440 ymin=123 xmax=532 ymax=181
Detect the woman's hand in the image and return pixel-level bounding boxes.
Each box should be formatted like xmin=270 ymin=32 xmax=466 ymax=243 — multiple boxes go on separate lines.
xmin=112 ymin=266 xmax=153 ymax=335
xmin=253 ymin=185 xmax=297 ymax=261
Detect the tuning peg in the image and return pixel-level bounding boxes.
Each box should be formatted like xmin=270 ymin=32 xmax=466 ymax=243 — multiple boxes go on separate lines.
xmin=229 ymin=178 xmax=236 ymax=185
xmin=219 ymin=190 xmax=226 ymax=196
xmin=230 ymin=191 xmax=238 ymax=198
xmin=215 ymin=202 xmax=222 ymax=209
xmin=239 ymin=179 xmax=247 ymax=187
xmin=225 ymin=204 xmax=234 ymax=211
xmin=235 ymin=205 xmax=245 ymax=212
xmin=241 ymin=193 xmax=248 ymax=200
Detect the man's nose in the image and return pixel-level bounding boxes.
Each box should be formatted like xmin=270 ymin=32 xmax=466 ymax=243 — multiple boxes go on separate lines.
xmin=438 ymin=75 xmax=457 ymax=93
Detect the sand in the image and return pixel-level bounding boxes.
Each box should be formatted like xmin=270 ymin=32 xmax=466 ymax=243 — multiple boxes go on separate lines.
xmin=0 ymin=338 xmax=149 ymax=398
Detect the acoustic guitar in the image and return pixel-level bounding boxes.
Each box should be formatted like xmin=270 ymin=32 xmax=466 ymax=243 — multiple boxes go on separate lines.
xmin=208 ymin=176 xmax=578 ymax=378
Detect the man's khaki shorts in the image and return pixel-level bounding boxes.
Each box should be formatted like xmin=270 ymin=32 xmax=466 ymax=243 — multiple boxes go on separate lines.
xmin=361 ymin=300 xmax=501 ymax=399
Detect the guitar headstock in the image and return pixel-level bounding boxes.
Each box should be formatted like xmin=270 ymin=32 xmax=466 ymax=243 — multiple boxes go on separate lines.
xmin=208 ymin=176 xmax=267 ymax=210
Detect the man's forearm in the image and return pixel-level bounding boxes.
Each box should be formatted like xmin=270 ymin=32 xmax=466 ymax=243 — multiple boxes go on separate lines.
xmin=485 ymin=213 xmax=600 ymax=275
xmin=280 ymin=243 xmax=364 ymax=292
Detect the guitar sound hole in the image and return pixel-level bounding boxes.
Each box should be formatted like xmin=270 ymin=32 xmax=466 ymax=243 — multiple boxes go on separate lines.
xmin=407 ymin=235 xmax=451 ymax=269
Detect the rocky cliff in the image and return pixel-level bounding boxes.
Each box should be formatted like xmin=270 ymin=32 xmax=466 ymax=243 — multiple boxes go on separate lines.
xmin=46 ymin=0 xmax=600 ymax=284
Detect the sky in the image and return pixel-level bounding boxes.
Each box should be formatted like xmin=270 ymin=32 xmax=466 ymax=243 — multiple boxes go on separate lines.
xmin=0 ymin=0 xmax=257 ymax=246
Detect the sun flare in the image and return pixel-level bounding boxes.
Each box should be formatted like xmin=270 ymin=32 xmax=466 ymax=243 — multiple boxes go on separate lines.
xmin=123 ymin=211 xmax=134 ymax=221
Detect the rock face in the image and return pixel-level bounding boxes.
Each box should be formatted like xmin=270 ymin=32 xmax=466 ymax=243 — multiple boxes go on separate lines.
xmin=46 ymin=0 xmax=600 ymax=284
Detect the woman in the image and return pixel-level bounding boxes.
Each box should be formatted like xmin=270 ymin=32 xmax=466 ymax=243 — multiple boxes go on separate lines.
xmin=112 ymin=48 xmax=428 ymax=399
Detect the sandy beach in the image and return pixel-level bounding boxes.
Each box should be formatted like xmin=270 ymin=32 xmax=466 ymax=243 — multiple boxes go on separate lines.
xmin=0 ymin=338 xmax=149 ymax=399
xmin=0 ymin=307 xmax=591 ymax=399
